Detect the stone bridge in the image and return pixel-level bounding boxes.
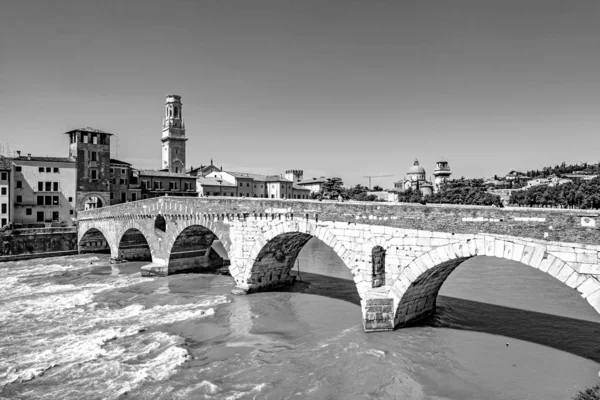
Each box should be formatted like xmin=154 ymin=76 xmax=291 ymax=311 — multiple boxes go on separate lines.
xmin=78 ymin=197 xmax=600 ymax=332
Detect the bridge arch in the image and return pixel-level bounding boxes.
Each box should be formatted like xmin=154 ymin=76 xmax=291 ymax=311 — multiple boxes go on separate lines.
xmin=117 ymin=227 xmax=153 ymax=262
xmin=159 ymin=218 xmax=232 ymax=275
xmin=238 ymin=221 xmax=358 ymax=295
xmin=79 ymin=227 xmax=115 ymax=257
xmin=389 ymin=236 xmax=600 ymax=328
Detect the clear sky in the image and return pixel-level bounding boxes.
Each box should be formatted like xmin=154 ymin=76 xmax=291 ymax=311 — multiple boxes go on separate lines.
xmin=1 ymin=0 xmax=599 ymax=188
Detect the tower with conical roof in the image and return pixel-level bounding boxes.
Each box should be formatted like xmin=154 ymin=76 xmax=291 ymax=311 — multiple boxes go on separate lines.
xmin=161 ymin=95 xmax=187 ymax=173
xmin=433 ymin=159 xmax=451 ymax=193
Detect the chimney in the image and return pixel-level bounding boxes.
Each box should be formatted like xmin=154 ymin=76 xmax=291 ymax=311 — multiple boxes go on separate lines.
xmin=16 ymin=150 xmax=21 ymax=157
xmin=27 ymin=153 xmax=31 ymax=160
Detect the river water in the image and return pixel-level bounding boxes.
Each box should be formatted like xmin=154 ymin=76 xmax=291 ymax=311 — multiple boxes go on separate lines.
xmin=1 ymin=238 xmax=599 ymax=400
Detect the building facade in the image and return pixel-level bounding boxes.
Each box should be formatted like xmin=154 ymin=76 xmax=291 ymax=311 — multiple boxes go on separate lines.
xmin=65 ymin=127 xmax=112 ymax=211
xmin=393 ymin=160 xmax=434 ymax=197
xmin=433 ymin=160 xmax=452 ymax=193
xmin=138 ymin=170 xmax=197 ymax=199
xmin=161 ymin=95 xmax=187 ymax=173
xmin=295 ymin=176 xmax=328 ymax=194
xmin=0 ymin=156 xmax=12 ymax=228
xmin=110 ymin=159 xmax=141 ymax=205
xmin=196 ymin=176 xmax=238 ymax=197
xmin=204 ymin=170 xmax=310 ymax=199
xmin=11 ymin=155 xmax=76 ymax=226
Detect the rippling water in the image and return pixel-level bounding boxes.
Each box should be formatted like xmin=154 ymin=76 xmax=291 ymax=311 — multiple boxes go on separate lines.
xmin=1 ymin=238 xmax=599 ymax=400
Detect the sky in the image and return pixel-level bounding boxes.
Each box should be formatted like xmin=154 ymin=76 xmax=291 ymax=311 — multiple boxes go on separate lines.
xmin=1 ymin=0 xmax=599 ymax=188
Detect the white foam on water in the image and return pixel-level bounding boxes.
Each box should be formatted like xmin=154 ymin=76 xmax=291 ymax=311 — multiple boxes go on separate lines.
xmin=0 ymin=257 xmax=230 ymax=399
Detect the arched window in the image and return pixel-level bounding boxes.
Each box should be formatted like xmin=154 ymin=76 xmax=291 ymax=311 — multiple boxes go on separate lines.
xmin=154 ymin=214 xmax=166 ymax=232
xmin=372 ymin=246 xmax=385 ymax=288
xmin=174 ymin=107 xmax=179 ymax=118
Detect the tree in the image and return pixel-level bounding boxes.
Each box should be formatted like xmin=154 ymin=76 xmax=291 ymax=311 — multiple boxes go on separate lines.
xmin=318 ymin=177 xmax=346 ymax=199
xmin=372 ymin=185 xmax=383 ymax=192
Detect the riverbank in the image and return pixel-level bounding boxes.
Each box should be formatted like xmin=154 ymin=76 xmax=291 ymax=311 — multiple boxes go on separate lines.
xmin=0 ymin=227 xmax=78 ymax=262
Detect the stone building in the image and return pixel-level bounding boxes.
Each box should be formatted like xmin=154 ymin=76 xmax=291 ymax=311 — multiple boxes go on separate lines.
xmin=295 ymin=176 xmax=328 ymax=194
xmin=196 ymin=176 xmax=238 ymax=197
xmin=0 ymin=156 xmax=12 ymax=227
xmin=65 ymin=127 xmax=112 ymax=211
xmin=161 ymin=95 xmax=187 ymax=173
xmin=204 ymin=170 xmax=310 ymax=199
xmin=10 ymin=153 xmax=76 ymax=226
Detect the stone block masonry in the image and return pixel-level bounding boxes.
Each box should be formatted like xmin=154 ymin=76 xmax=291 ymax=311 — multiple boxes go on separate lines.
xmin=78 ymin=197 xmax=600 ymax=332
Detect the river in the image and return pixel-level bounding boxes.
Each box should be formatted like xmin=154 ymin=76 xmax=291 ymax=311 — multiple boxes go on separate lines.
xmin=1 ymin=238 xmax=599 ymax=400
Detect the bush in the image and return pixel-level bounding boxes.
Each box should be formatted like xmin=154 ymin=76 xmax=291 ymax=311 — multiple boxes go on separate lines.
xmin=573 ymin=384 xmax=600 ymax=400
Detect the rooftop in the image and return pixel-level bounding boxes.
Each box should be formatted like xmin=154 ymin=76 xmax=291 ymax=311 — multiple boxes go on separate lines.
xmin=137 ymin=169 xmax=195 ymax=178
xmin=13 ymin=156 xmax=74 ymax=163
xmin=64 ymin=127 xmax=113 ymax=135
xmin=110 ymin=158 xmax=131 ymax=166
xmin=225 ymin=171 xmax=293 ymax=183
xmin=297 ymin=177 xmax=328 ymax=185
xmin=196 ymin=176 xmax=237 ymax=187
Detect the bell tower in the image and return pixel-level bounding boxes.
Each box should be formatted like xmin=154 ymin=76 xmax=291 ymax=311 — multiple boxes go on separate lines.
xmin=161 ymin=94 xmax=187 ymax=173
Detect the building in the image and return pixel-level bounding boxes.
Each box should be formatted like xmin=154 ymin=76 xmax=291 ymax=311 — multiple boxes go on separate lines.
xmin=196 ymin=176 xmax=238 ymax=197
xmin=161 ymin=95 xmax=187 ymax=173
xmin=393 ymin=160 xmax=434 ymax=197
xmin=65 ymin=127 xmax=112 ymax=211
xmin=204 ymin=170 xmax=311 ymax=199
xmin=285 ymin=170 xmax=304 ymax=183
xmin=0 ymin=156 xmax=12 ymax=228
xmin=295 ymin=176 xmax=328 ymax=194
xmin=188 ymin=161 xmax=222 ymax=177
xmin=11 ymin=154 xmax=76 ymax=226
xmin=432 ymin=160 xmax=452 ymax=193
xmin=138 ymin=170 xmax=197 ymax=199
xmin=109 ymin=159 xmax=141 ymax=204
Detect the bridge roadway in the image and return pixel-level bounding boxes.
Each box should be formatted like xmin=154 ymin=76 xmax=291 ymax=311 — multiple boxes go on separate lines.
xmin=78 ymin=197 xmax=600 ymax=332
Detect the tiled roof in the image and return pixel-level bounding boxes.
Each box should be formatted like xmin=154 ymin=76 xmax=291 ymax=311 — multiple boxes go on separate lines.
xmin=110 ymin=158 xmax=131 ymax=166
xmin=297 ymin=177 xmax=328 ymax=185
xmin=292 ymin=183 xmax=310 ymax=191
xmin=0 ymin=156 xmax=12 ymax=170
xmin=13 ymin=156 xmax=74 ymax=163
xmin=137 ymin=169 xmax=195 ymax=178
xmin=196 ymin=176 xmax=237 ymax=187
xmin=225 ymin=171 xmax=292 ymax=183
xmin=64 ymin=127 xmax=113 ymax=135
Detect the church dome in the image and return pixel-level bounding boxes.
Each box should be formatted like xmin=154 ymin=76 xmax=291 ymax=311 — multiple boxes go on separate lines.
xmin=407 ymin=159 xmax=426 ymax=175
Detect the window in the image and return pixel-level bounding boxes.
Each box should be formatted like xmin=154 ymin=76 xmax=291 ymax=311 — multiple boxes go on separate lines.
xmin=68 ymin=197 xmax=73 ymax=202
xmin=52 ymin=196 xmax=59 ymax=205
xmin=121 ymin=193 xmax=126 ymax=202
xmin=121 ymin=169 xmax=125 ymax=175
xmin=0 ymin=188 xmax=5 ymax=195
xmin=239 ymin=183 xmax=243 ymax=187
xmin=0 ymin=172 xmax=6 ymax=180
xmin=52 ymin=211 xmax=59 ymax=221
xmin=37 ymin=182 xmax=43 ymax=191
xmin=169 ymin=182 xmax=177 ymax=190
xmin=70 ymin=210 xmax=74 ymax=215
xmin=1 ymin=218 xmax=5 ymax=227
xmin=271 ymin=194 xmax=274 ymax=198
xmin=16 ymin=195 xmax=22 ymax=203
xmin=1 ymin=203 xmax=6 ymax=213
xmin=119 ymin=179 xmax=127 ymax=185
xmin=142 ymin=180 xmax=149 ymax=189
xmin=91 ymin=170 xmax=98 ymax=180
xmin=16 ymin=181 xmax=22 ymax=189
xmin=45 ymin=182 xmax=51 ymax=191
xmin=53 ymin=167 xmax=59 ymax=173
xmin=111 ymin=179 xmax=116 ymax=184
xmin=53 ymin=182 xmax=58 ymax=191
xmin=254 ymin=184 xmax=256 ymax=188
xmin=15 ymin=166 xmax=21 ymax=172
xmin=246 ymin=183 xmax=250 ymax=187
xmin=110 ymin=193 xmax=114 ymax=200
xmin=45 ymin=196 xmax=52 ymax=205
xmin=39 ymin=167 xmax=45 ymax=173
xmin=110 ymin=168 xmax=114 ymax=174
xmin=92 ymin=135 xmax=98 ymax=144
xmin=91 ymin=151 xmax=97 ymax=161
xmin=131 ymin=193 xmax=137 ymax=201
xmin=83 ymin=135 xmax=89 ymax=144
xmin=37 ymin=196 xmax=43 ymax=206
xmin=46 ymin=167 xmax=51 ymax=173
xmin=26 ymin=208 xmax=32 ymax=215
xmin=36 ymin=211 xmax=44 ymax=222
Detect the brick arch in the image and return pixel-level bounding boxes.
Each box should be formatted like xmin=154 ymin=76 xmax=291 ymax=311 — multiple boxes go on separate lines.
xmin=238 ymin=221 xmax=361 ymax=295
xmin=388 ymin=236 xmax=600 ymax=328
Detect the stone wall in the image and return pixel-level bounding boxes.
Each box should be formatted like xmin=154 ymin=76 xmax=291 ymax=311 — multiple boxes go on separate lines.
xmin=0 ymin=228 xmax=78 ymax=258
